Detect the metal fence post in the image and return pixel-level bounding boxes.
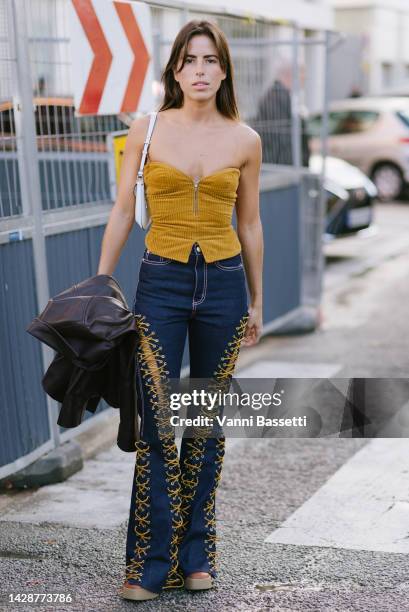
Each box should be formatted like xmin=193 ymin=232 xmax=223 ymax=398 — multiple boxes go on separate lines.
xmin=316 ymin=29 xmax=331 ymax=303
xmin=291 ymin=24 xmax=302 ymax=169
xmin=9 ymin=0 xmax=60 ymax=447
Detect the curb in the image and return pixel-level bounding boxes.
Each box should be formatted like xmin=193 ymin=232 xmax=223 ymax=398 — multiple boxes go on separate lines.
xmin=0 ymin=440 xmax=83 ymax=490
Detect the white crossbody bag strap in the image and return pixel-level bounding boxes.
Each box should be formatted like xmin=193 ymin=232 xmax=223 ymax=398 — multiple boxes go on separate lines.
xmin=136 ymin=111 xmax=158 ymax=185
xmin=134 ymin=111 xmax=158 ymax=229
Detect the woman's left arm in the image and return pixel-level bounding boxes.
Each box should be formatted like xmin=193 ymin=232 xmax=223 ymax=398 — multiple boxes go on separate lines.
xmin=236 ymin=129 xmax=264 ymax=347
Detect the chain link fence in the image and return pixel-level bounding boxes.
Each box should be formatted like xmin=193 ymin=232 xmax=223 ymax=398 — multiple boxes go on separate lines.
xmin=0 ymin=0 xmax=128 ymax=216
xmin=0 ymin=0 xmax=329 ymax=220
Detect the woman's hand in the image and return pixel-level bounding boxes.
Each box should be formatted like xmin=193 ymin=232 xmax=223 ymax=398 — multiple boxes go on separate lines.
xmin=242 ymin=303 xmax=263 ymax=347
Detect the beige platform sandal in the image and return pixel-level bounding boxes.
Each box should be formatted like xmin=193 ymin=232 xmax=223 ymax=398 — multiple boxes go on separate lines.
xmin=119 ymin=582 xmax=159 ymax=601
xmin=184 ymin=572 xmax=213 ymax=590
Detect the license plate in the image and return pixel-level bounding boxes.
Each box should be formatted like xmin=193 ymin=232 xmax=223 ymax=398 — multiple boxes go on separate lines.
xmin=347 ymin=206 xmax=372 ymax=228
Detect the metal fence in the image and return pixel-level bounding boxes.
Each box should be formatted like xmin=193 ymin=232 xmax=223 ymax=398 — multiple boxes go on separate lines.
xmin=0 ymin=0 xmax=128 ymax=216
xmin=0 ymin=0 xmax=330 ymax=479
xmin=0 ymin=1 xmax=330 ymax=219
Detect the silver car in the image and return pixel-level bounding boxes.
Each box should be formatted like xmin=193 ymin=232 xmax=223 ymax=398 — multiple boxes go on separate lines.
xmin=308 ymin=97 xmax=409 ymax=201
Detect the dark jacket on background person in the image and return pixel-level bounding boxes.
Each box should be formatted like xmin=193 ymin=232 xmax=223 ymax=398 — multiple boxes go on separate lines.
xmin=26 ymin=274 xmax=140 ymax=452
xmin=255 ymin=79 xmax=310 ymax=167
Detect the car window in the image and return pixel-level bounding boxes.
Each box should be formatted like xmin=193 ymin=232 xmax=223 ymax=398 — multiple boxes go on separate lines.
xmin=307 ymin=111 xmax=351 ymax=137
xmin=334 ymin=111 xmax=379 ymax=134
xmin=34 ymin=104 xmax=127 ymax=137
xmin=35 ymin=104 xmax=74 ymax=136
xmin=396 ymin=110 xmax=409 ymax=128
xmin=307 ymin=114 xmax=323 ymax=137
xmin=0 ymin=107 xmax=16 ymax=135
xmin=307 ymin=110 xmax=379 ymax=137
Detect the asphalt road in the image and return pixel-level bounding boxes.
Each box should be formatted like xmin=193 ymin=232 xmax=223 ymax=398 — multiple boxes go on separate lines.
xmin=1 ymin=201 xmax=409 ymax=612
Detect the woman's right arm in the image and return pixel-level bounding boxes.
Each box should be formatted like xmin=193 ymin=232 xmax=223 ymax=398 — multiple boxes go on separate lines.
xmin=97 ymin=115 xmax=150 ymax=276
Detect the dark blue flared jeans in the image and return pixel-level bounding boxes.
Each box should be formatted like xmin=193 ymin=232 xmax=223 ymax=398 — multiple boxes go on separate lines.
xmin=125 ymin=242 xmax=249 ymax=593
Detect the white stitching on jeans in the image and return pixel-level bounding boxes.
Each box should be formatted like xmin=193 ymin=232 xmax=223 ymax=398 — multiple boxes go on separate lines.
xmin=193 ymin=262 xmax=207 ymax=306
xmin=192 ymin=253 xmax=199 ymax=310
xmin=142 ymin=258 xmax=172 ymax=266
xmin=214 ymin=261 xmax=243 ymax=271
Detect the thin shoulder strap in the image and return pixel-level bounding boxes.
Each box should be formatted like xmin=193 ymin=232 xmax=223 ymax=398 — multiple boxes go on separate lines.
xmin=137 ymin=111 xmax=158 ymax=179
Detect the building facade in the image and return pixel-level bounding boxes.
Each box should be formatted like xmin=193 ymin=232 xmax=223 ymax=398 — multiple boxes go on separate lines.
xmin=330 ymin=0 xmax=409 ymax=97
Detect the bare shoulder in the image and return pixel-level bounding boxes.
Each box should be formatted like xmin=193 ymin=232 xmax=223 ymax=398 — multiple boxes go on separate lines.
xmin=236 ymin=121 xmax=261 ymax=147
xmin=127 ymin=114 xmax=151 ymax=146
xmin=234 ymin=122 xmax=262 ymax=167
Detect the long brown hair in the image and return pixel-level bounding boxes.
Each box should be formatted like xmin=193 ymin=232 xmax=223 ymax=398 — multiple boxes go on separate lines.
xmin=158 ymin=20 xmax=240 ymax=121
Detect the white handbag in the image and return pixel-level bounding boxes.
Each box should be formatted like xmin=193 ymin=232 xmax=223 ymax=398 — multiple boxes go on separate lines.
xmin=134 ymin=111 xmax=158 ymax=229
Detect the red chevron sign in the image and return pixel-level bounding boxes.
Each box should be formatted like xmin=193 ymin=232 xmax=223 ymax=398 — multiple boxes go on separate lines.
xmin=69 ymin=0 xmax=153 ymax=115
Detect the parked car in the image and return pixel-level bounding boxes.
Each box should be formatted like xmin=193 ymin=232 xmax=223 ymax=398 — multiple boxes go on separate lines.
xmin=307 ymin=97 xmax=409 ymax=202
xmin=310 ymin=154 xmax=377 ymax=238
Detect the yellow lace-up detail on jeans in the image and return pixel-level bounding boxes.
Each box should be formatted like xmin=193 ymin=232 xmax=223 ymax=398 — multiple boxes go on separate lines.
xmin=177 ymin=313 xmax=249 ymax=572
xmin=125 ymin=440 xmax=151 ymax=582
xmin=143 ymin=161 xmax=242 ymax=263
xmin=213 ymin=313 xmax=249 ymax=381
xmin=178 ymin=436 xmax=207 ymax=546
xmin=127 ymin=314 xmax=184 ymax=589
xmin=203 ymin=438 xmax=225 ymax=574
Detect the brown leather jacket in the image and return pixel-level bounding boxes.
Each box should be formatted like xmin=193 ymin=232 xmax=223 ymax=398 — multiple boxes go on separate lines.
xmin=26 ymin=274 xmax=140 ymax=452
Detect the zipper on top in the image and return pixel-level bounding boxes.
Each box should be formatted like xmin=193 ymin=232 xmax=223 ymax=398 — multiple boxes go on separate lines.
xmin=193 ymin=177 xmax=200 ymax=215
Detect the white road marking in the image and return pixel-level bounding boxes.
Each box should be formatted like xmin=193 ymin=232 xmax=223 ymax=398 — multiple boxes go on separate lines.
xmin=265 ymin=438 xmax=409 ymax=553
xmin=238 ymin=361 xmax=342 ymax=379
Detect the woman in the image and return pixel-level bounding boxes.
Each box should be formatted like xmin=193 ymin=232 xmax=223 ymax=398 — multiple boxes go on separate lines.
xmin=97 ymin=19 xmax=263 ymax=601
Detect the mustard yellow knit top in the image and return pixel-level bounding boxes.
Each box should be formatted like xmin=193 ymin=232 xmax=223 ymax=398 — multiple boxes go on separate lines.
xmin=143 ymin=160 xmax=242 ymax=263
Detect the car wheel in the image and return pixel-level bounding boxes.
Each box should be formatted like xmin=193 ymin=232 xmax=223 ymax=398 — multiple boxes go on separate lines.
xmin=371 ymin=163 xmax=403 ymax=202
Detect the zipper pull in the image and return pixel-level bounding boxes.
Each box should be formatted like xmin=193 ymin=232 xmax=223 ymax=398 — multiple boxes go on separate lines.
xmin=193 ymin=177 xmax=200 ymax=215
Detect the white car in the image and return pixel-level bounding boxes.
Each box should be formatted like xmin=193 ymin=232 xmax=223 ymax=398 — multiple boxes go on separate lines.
xmin=307 ymin=97 xmax=409 ymax=201
xmin=310 ymin=154 xmax=377 ymax=237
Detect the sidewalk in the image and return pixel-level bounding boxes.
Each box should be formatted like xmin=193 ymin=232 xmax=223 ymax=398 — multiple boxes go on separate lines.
xmin=1 ymin=241 xmax=409 ymax=611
